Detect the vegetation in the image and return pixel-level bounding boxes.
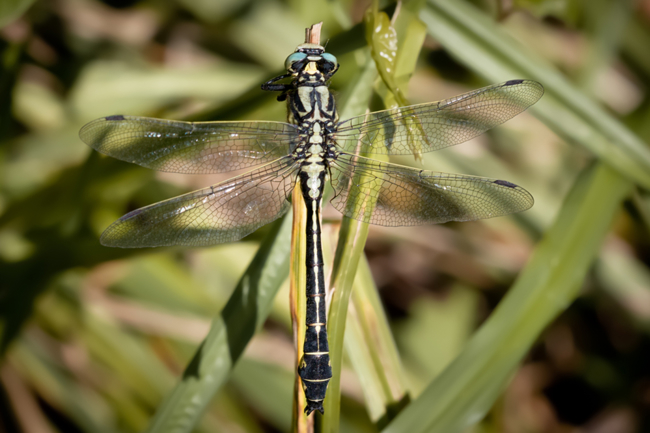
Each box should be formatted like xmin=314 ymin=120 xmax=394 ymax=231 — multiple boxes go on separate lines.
xmin=1 ymin=0 xmax=649 ymax=432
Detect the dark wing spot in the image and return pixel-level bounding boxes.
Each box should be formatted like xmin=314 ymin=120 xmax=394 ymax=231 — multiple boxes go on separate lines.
xmin=504 ymin=79 xmax=524 ymax=86
xmin=494 ymin=179 xmax=518 ymax=188
xmin=106 ymin=115 xmax=125 ymax=121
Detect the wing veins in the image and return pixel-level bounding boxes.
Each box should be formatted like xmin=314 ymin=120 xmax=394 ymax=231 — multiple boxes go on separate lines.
xmin=102 ymin=156 xmax=299 ymax=247
xmin=333 ymin=80 xmax=544 ymax=156
xmin=80 ymin=115 xmax=300 ymax=174
xmin=329 ymin=153 xmax=533 ymax=226
xmin=172 ymin=159 xmax=298 ymax=244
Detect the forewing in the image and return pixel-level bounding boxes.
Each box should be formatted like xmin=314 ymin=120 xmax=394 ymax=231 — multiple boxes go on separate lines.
xmin=334 ymin=80 xmax=543 ymax=155
xmin=101 ymin=157 xmax=299 ymax=247
xmin=80 ymin=115 xmax=299 ymax=174
xmin=329 ymin=153 xmax=533 ymax=226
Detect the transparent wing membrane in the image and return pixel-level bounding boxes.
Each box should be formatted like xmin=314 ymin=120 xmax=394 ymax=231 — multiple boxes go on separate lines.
xmin=334 ymin=80 xmax=543 ymax=156
xmin=329 ymin=152 xmax=534 ymax=226
xmin=100 ymin=157 xmax=299 ymax=247
xmin=80 ymin=115 xmax=299 ymax=174
xmin=82 ymin=79 xmax=543 ymax=248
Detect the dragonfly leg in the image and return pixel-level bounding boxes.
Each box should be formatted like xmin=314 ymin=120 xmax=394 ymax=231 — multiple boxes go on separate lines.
xmin=261 ymin=73 xmax=292 ymax=91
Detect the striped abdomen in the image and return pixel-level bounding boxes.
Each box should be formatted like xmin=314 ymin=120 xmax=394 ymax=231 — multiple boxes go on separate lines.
xmin=297 ymin=169 xmax=331 ymax=415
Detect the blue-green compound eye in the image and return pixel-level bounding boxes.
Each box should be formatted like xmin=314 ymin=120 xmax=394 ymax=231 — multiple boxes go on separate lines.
xmin=285 ymin=52 xmax=308 ymax=70
xmin=321 ymin=53 xmax=337 ymax=64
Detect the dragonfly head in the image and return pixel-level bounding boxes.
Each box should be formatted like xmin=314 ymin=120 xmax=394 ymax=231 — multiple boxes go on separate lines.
xmin=285 ymin=44 xmax=339 ymax=78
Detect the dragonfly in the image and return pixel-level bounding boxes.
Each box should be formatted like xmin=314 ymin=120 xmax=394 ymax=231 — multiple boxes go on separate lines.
xmin=80 ymin=32 xmax=543 ymax=415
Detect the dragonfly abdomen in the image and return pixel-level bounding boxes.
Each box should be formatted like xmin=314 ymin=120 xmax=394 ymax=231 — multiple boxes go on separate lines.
xmin=297 ymin=170 xmax=332 ymax=415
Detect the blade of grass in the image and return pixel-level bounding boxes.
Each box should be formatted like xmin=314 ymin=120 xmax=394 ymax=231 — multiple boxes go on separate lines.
xmin=382 ymin=161 xmax=632 ymax=433
xmin=289 ymin=181 xmax=311 ymax=431
xmin=0 ymin=362 xmax=56 ymax=433
xmin=320 ymin=192 xmax=373 ymax=432
xmin=421 ymin=0 xmax=650 ymax=189
xmin=345 ymin=256 xmax=410 ymax=427
xmin=323 ymin=5 xmax=425 ymax=428
xmin=320 ymin=53 xmax=379 ymax=431
xmin=230 ymin=358 xmax=294 ymax=432
xmin=597 ymin=240 xmax=650 ymax=333
xmin=9 ymin=338 xmax=115 ymax=433
xmin=145 ymin=215 xmax=292 ymax=433
xmin=338 ymin=5 xmax=425 ymax=426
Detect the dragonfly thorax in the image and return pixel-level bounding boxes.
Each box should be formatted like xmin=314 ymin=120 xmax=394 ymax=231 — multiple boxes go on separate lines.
xmin=289 ymin=76 xmax=338 ymax=173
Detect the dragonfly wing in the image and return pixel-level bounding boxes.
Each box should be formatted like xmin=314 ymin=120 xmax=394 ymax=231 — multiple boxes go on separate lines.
xmin=329 ymin=152 xmax=533 ymax=226
xmin=80 ymin=115 xmax=299 ymax=174
xmin=334 ymin=80 xmax=543 ymax=155
xmin=101 ymin=156 xmax=299 ymax=247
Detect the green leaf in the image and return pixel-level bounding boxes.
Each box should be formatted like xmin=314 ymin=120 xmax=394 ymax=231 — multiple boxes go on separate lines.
xmin=70 ymin=61 xmax=265 ymax=121
xmin=367 ymin=7 xmax=429 ymax=160
xmin=382 ymin=162 xmax=632 ymax=433
xmin=365 ymin=10 xmax=407 ymax=106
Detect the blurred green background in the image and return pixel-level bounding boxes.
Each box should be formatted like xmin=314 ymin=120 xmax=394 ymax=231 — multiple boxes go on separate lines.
xmin=1 ymin=0 xmax=650 ymax=432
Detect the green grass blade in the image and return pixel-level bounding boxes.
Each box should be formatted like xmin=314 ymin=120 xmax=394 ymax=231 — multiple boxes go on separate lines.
xmin=321 ymin=202 xmax=373 ymax=432
xmin=382 ymin=162 xmax=632 ymax=433
xmin=319 ymin=54 xmax=378 ymax=432
xmin=323 ymin=6 xmax=426 ymax=428
xmin=9 ymin=339 xmax=115 ymax=433
xmin=421 ymin=0 xmax=650 ymax=189
xmin=596 ymin=241 xmax=650 ymax=332
xmin=345 ymin=256 xmax=410 ymax=426
xmin=333 ymin=8 xmax=426 ymax=426
xmin=145 ymin=216 xmax=292 ymax=433
xmin=289 ymin=182 xmax=310 ymax=425
xmin=230 ymin=358 xmax=293 ymax=432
